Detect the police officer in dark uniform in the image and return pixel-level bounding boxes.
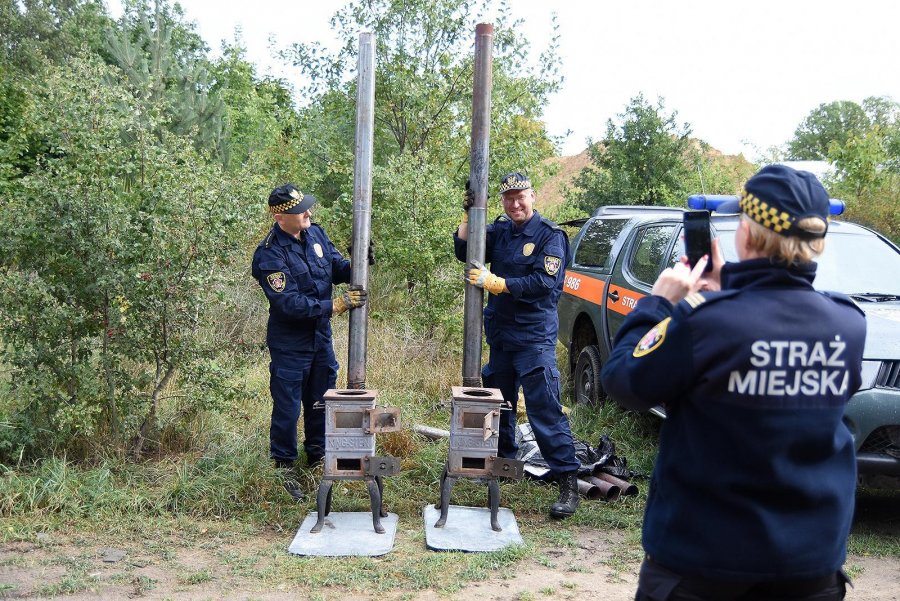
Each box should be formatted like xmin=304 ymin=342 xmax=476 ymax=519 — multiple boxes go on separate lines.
xmin=252 ymin=184 xmax=367 ymax=500
xmin=600 ymin=165 xmax=866 ymax=600
xmin=454 ymin=172 xmax=580 ymax=518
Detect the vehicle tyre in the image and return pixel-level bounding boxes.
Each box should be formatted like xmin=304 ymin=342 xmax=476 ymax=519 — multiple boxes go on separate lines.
xmin=574 ymin=345 xmax=604 ymax=405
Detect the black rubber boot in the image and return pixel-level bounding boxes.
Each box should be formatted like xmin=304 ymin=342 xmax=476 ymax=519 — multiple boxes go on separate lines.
xmin=275 ymin=460 xmax=305 ymax=502
xmin=549 ymin=472 xmax=580 ymax=519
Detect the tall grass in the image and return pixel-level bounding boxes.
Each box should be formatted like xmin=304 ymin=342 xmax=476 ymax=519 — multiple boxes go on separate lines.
xmin=0 ymin=302 xmax=654 ymax=525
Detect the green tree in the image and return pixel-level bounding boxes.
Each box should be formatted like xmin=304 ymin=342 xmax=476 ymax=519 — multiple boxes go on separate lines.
xmin=280 ymin=0 xmax=562 ymax=331
xmin=787 ymin=100 xmax=870 ymax=160
xmin=209 ymin=40 xmax=302 ymax=172
xmin=788 ymin=97 xmax=900 ymax=239
xmin=0 ymin=0 xmax=112 ymax=72
xmin=0 ymin=55 xmax=265 ymax=460
xmin=104 ymin=0 xmax=226 ymax=159
xmin=571 ymin=94 xmax=693 ymax=214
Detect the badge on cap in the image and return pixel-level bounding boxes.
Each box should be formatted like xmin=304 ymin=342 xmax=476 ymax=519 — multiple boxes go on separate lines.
xmin=267 ymin=271 xmax=286 ymax=292
xmin=523 ymin=243 xmax=535 ymax=257
xmin=313 ymin=243 xmax=324 ymax=258
xmin=633 ymin=318 xmax=671 ymax=357
xmin=544 ymin=256 xmax=561 ymax=276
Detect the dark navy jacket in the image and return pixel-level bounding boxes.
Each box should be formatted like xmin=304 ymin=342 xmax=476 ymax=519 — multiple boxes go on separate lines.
xmin=251 ymin=223 xmax=351 ymax=350
xmin=600 ymin=258 xmax=866 ymax=581
xmin=454 ymin=211 xmax=568 ymax=350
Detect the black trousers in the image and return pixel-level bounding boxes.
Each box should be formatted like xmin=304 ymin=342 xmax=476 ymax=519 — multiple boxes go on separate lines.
xmin=635 ymin=558 xmax=849 ymax=601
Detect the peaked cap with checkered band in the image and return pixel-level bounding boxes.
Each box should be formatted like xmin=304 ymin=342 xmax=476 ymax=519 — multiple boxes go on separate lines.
xmin=498 ymin=172 xmax=532 ymax=194
xmin=268 ymin=183 xmax=316 ymax=214
xmin=723 ymin=165 xmax=830 ymax=239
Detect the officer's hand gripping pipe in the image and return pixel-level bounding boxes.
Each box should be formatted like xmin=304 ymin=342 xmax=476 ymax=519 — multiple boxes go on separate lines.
xmin=461 ymin=179 xmax=474 ymax=224
xmin=466 ymin=260 xmax=506 ymax=295
xmin=347 ymin=239 xmax=376 ymax=266
xmin=332 ymin=286 xmax=367 ymax=316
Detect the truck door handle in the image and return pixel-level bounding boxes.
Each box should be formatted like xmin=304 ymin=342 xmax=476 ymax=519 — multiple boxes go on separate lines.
xmin=608 ymin=290 xmax=620 ymax=302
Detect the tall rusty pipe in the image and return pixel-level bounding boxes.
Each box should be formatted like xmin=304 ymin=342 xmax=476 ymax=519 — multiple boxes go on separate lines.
xmin=462 ymin=23 xmax=494 ymax=386
xmin=347 ymin=32 xmax=375 ymax=389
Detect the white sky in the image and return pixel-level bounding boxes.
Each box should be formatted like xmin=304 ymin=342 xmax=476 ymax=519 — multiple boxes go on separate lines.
xmin=106 ymin=0 xmax=900 ymax=160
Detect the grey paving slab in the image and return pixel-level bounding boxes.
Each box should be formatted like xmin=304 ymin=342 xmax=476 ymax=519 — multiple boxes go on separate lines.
xmin=287 ymin=512 xmax=398 ymax=557
xmin=423 ymin=504 xmax=523 ymax=552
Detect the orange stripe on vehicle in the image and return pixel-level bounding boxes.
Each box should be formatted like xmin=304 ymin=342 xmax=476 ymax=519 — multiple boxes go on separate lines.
xmin=606 ymin=285 xmax=645 ymax=315
xmin=562 ymin=271 xmax=607 ymax=305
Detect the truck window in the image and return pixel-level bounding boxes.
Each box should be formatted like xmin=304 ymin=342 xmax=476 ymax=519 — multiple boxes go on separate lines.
xmin=573 ymin=218 xmax=628 ymax=271
xmin=628 ymin=225 xmax=677 ymax=285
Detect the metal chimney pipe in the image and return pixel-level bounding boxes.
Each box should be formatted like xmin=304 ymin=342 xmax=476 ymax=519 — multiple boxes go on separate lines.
xmin=348 ymin=32 xmax=376 ymax=389
xmin=462 ymin=23 xmax=494 ymax=386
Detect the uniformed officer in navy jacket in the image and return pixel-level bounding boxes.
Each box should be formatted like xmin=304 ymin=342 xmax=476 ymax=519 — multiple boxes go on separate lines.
xmin=601 ymin=165 xmax=866 ymax=600
xmin=252 ymin=184 xmax=367 ymax=500
xmin=454 ymin=172 xmax=581 ymax=518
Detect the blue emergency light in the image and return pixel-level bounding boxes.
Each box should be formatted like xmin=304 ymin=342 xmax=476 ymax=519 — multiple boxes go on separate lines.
xmin=687 ymin=194 xmax=845 ymax=215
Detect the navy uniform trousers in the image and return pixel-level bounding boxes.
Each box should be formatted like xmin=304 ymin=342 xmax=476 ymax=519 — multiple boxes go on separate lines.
xmin=483 ymin=344 xmax=578 ymax=474
xmin=268 ymin=334 xmax=337 ymax=463
xmin=252 ymin=222 xmax=351 ymax=465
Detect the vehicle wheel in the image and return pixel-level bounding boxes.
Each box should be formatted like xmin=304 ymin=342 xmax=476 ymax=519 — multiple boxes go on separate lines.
xmin=574 ymin=345 xmax=604 ymax=405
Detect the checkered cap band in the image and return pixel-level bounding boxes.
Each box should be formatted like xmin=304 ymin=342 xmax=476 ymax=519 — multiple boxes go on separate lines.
xmin=268 ymin=189 xmax=305 ymax=214
xmin=740 ymin=189 xmax=795 ymax=234
xmin=268 ymin=199 xmax=300 ymax=213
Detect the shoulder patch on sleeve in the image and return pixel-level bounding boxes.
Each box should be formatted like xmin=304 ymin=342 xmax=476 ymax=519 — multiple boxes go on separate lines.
xmin=633 ymin=317 xmax=671 ymax=357
xmin=820 ymin=290 xmax=866 ymax=317
xmin=266 ymin=271 xmax=286 ymax=292
xmin=544 ymin=255 xmax=562 ymax=275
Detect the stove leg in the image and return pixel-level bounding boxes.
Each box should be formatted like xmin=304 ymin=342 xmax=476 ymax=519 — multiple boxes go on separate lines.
xmin=435 ymin=470 xmax=456 ymax=528
xmin=487 ymin=478 xmax=502 ymax=532
xmin=325 ymin=481 xmax=334 ymax=516
xmin=310 ymin=479 xmax=334 ymax=533
xmin=435 ymin=465 xmax=448 ymax=509
xmin=375 ymin=475 xmax=387 ymax=518
xmin=366 ymin=477 xmax=386 ymax=534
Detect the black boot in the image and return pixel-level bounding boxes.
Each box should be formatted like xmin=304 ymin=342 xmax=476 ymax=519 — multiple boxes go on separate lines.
xmin=306 ymin=453 xmax=324 ymax=468
xmin=549 ymin=472 xmax=579 ymax=519
xmin=275 ymin=460 xmax=305 ymax=502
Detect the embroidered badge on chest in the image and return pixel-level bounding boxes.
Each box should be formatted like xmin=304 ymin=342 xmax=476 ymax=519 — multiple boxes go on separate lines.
xmin=523 ymin=243 xmax=535 ymax=257
xmin=266 ymin=271 xmax=286 ymax=293
xmin=544 ymin=255 xmax=561 ymax=276
xmin=633 ymin=317 xmax=671 ymax=357
xmin=313 ymin=243 xmax=324 ymax=258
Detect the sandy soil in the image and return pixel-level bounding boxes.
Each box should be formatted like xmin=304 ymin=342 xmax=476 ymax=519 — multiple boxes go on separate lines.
xmin=1 ymin=526 xmax=897 ymax=600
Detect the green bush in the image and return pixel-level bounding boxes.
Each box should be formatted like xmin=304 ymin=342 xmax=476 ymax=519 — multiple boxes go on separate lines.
xmin=0 ymin=55 xmax=267 ymax=461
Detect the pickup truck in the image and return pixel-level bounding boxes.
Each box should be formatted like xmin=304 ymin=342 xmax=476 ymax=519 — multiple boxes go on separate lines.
xmin=557 ymin=199 xmax=900 ymax=486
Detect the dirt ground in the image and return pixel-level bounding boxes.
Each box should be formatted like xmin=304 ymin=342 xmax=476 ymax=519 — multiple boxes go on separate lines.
xmin=1 ymin=527 xmax=898 ymax=601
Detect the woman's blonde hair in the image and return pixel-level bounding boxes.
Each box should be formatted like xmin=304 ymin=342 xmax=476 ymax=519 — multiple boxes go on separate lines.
xmin=743 ymin=215 xmax=826 ymax=265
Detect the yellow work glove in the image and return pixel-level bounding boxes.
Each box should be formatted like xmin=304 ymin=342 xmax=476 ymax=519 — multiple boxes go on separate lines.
xmin=467 ymin=260 xmax=506 ymax=295
xmin=332 ymin=287 xmax=368 ymax=316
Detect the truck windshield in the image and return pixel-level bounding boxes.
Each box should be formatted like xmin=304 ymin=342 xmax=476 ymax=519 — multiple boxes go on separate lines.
xmin=715 ymin=230 xmax=900 ymax=296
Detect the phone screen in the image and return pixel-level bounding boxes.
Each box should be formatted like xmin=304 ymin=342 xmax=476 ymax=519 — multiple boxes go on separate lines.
xmin=683 ymin=211 xmax=712 ymax=272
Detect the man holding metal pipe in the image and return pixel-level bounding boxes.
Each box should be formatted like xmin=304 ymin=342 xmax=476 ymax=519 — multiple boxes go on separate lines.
xmin=601 ymin=165 xmax=865 ymax=600
xmin=454 ymin=172 xmax=580 ymax=518
xmin=252 ymin=184 xmax=368 ymax=501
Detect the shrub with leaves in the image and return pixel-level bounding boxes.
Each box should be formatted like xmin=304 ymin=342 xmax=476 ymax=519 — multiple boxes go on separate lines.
xmin=0 ymin=55 xmax=266 ymax=460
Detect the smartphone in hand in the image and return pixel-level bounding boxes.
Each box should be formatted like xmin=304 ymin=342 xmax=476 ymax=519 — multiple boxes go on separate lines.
xmin=683 ymin=210 xmax=712 ymax=273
